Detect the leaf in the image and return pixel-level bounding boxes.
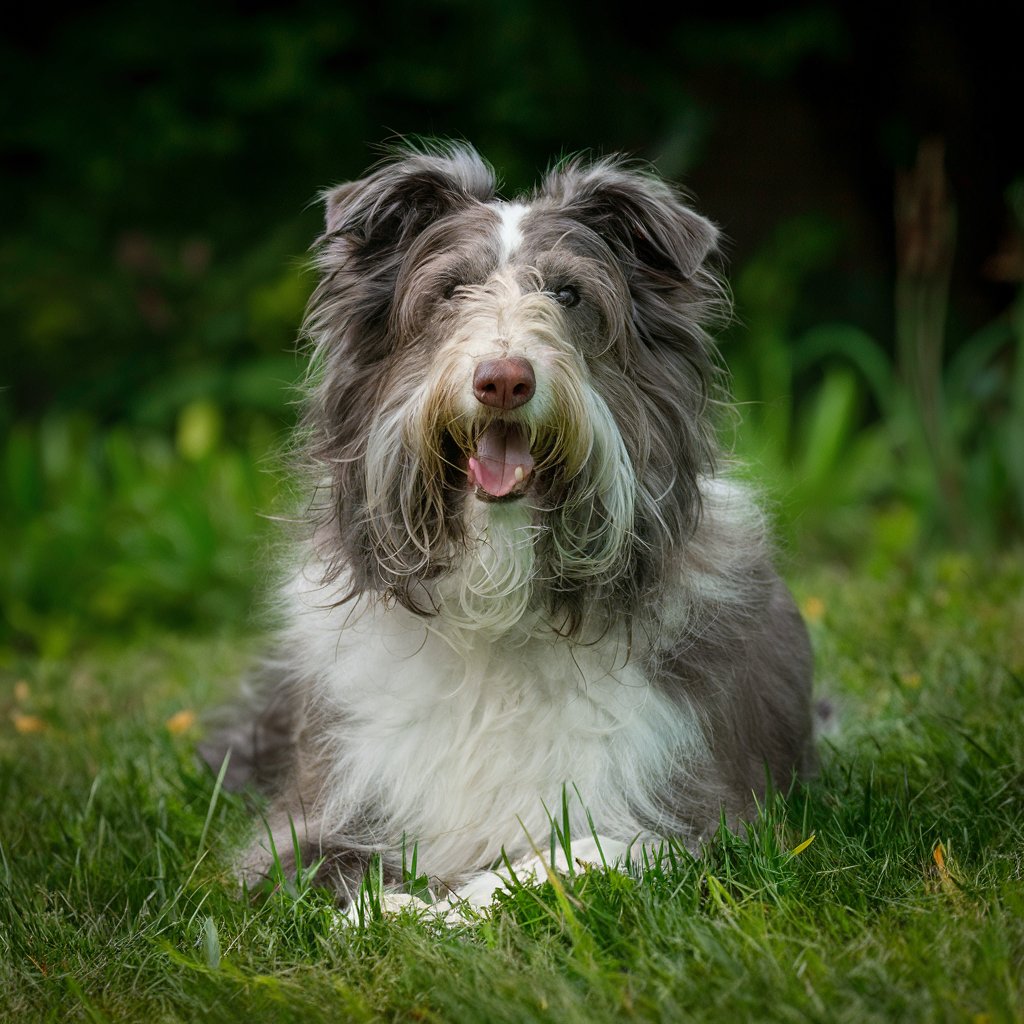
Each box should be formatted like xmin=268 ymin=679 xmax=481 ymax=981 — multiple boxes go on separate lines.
xmin=165 ymin=708 xmax=197 ymax=735
xmin=794 ymin=323 xmax=895 ymax=417
xmin=11 ymin=713 xmax=49 ymax=735
xmin=932 ymin=841 xmax=958 ymax=897
xmin=789 ymin=834 xmax=816 ymax=856
xmin=203 ymin=916 xmax=221 ymax=971
xmin=794 ymin=367 xmax=859 ymax=493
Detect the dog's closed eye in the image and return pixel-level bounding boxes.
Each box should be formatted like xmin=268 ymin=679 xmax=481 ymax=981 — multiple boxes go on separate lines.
xmin=549 ymin=284 xmax=580 ymax=308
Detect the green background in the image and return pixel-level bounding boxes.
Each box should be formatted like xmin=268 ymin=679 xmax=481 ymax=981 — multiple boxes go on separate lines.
xmin=2 ymin=2 xmax=1022 ymax=653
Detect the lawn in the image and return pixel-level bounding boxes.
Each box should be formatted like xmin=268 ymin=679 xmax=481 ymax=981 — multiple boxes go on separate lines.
xmin=2 ymin=548 xmax=1022 ymax=1023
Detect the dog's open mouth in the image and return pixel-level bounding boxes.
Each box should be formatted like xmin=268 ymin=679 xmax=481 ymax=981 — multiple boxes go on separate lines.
xmin=466 ymin=422 xmax=535 ymax=501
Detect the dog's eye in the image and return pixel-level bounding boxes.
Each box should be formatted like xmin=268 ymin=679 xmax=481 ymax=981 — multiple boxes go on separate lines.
xmin=551 ymin=285 xmax=580 ymax=308
xmin=442 ymin=282 xmax=461 ymax=301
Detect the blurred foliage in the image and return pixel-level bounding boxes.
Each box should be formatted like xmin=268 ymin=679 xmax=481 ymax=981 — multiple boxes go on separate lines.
xmin=1 ymin=4 xmax=1022 ymax=652
xmin=726 ymin=177 xmax=1024 ymax=558
xmin=1 ymin=0 xmax=728 ymax=422
xmin=0 ymin=413 xmax=287 ymax=659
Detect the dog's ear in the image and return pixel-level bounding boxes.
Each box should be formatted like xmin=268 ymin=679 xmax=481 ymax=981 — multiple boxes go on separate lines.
xmin=321 ymin=144 xmax=497 ymax=255
xmin=540 ymin=158 xmax=719 ymax=283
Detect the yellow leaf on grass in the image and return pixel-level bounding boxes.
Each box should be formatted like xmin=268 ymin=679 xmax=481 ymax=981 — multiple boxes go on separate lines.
xmin=11 ymin=713 xmax=48 ymax=734
xmin=933 ymin=841 xmax=958 ymax=896
xmin=790 ymin=834 xmax=816 ymax=856
xmin=166 ymin=709 xmax=197 ymax=735
xmin=801 ymin=597 xmax=826 ymax=624
xmin=14 ymin=680 xmax=31 ymax=703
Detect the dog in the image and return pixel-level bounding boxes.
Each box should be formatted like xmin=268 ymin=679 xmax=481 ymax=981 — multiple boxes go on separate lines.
xmin=203 ymin=142 xmax=814 ymax=911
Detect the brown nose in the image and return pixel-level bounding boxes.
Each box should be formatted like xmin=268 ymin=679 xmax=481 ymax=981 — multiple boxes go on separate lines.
xmin=473 ymin=356 xmax=536 ymax=410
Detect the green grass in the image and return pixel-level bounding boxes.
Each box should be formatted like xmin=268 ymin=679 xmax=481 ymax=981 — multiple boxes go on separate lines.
xmin=1 ymin=551 xmax=1022 ymax=1023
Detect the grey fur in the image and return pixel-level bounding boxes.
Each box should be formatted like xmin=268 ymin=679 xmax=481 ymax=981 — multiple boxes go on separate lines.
xmin=204 ymin=142 xmax=814 ymax=899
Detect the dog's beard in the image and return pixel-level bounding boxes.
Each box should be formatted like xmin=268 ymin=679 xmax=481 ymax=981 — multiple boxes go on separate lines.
xmin=359 ymin=287 xmax=638 ymax=637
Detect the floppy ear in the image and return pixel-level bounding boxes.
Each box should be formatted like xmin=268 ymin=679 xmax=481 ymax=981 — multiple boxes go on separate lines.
xmin=321 ymin=144 xmax=497 ymax=255
xmin=539 ymin=158 xmax=719 ymax=283
xmin=308 ymin=144 xmax=498 ymax=362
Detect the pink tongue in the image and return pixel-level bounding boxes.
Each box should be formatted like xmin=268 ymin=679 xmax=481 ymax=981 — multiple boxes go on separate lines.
xmin=467 ymin=424 xmax=534 ymax=497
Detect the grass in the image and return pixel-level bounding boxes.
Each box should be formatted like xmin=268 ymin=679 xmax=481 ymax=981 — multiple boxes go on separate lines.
xmin=1 ymin=550 xmax=1022 ymax=1023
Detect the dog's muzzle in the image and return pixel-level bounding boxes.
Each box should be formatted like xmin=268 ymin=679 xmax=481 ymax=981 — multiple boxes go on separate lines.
xmin=467 ymin=357 xmax=536 ymax=501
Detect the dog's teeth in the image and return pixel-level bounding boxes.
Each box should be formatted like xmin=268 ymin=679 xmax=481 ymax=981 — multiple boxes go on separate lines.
xmin=514 ymin=465 xmax=524 ymax=483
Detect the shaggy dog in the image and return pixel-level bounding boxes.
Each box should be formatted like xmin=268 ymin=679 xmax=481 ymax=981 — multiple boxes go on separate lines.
xmin=204 ymin=142 xmax=814 ymax=910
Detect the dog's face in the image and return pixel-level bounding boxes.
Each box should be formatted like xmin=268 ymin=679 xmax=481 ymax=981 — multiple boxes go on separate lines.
xmin=304 ymin=144 xmax=726 ymax=634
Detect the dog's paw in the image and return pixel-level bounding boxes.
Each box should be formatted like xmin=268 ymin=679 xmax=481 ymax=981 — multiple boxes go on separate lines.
xmin=339 ymin=891 xmax=435 ymax=927
xmin=498 ymin=835 xmax=630 ymax=882
xmin=561 ymin=834 xmax=632 ymax=870
xmin=434 ymin=834 xmax=644 ymax=920
xmin=337 ymin=836 xmax=661 ymax=928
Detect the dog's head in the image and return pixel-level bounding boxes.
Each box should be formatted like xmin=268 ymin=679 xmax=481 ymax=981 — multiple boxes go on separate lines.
xmin=303 ymin=142 xmax=727 ymax=636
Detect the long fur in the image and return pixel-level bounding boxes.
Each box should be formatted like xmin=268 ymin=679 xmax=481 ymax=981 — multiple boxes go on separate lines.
xmin=203 ymin=142 xmax=814 ymax=902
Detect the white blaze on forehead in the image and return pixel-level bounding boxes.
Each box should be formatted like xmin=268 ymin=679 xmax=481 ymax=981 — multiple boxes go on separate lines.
xmin=495 ymin=202 xmax=530 ymax=264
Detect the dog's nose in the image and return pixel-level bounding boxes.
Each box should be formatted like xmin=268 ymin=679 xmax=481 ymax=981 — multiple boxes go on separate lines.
xmin=473 ymin=357 xmax=536 ymax=410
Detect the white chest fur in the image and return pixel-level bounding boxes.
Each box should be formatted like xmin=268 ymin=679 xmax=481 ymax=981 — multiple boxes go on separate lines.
xmin=283 ymin=572 xmax=706 ymax=880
